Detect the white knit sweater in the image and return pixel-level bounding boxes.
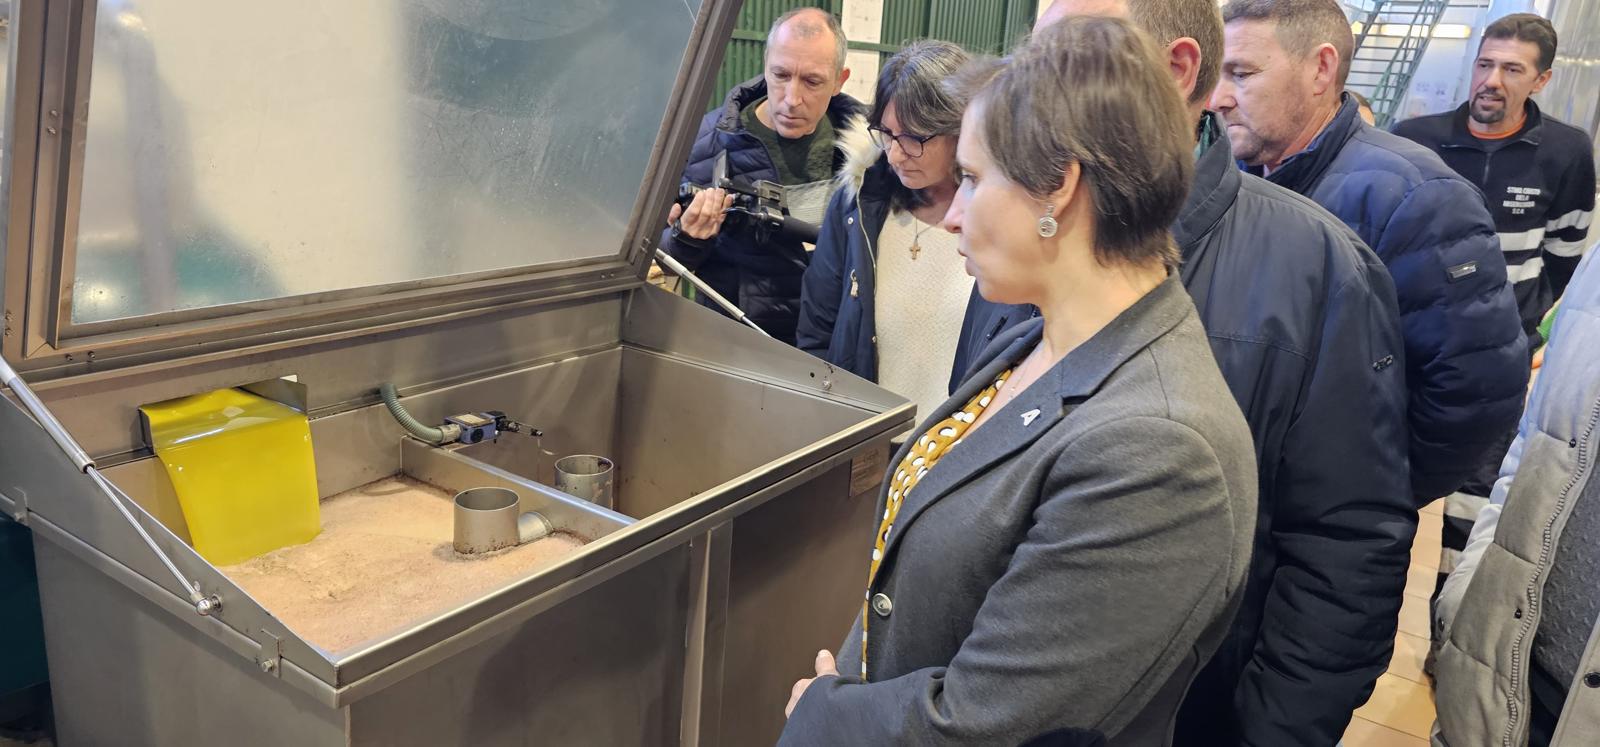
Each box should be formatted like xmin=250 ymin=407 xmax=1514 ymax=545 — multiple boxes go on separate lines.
xmin=874 ymin=210 xmax=972 ymax=421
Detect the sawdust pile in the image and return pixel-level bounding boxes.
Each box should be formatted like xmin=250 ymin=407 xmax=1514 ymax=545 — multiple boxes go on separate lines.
xmin=222 ymin=475 xmax=584 ymax=653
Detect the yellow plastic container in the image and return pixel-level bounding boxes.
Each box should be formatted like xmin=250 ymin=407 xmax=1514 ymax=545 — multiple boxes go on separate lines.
xmin=140 ymin=388 xmax=321 ymax=566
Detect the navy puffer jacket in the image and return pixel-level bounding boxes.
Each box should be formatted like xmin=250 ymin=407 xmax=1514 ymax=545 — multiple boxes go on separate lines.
xmin=795 ymin=150 xmax=898 ymax=379
xmin=660 ymin=77 xmax=865 ymax=344
xmin=1259 ymin=95 xmax=1529 ymax=502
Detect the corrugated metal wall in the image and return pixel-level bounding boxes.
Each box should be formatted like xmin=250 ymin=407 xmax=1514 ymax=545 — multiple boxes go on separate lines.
xmin=880 ymin=0 xmax=932 ymax=49
xmin=708 ymin=0 xmax=1036 ymax=112
xmin=885 ymin=0 xmax=1037 ymax=54
xmin=929 ymin=0 xmax=1011 ymax=53
xmin=883 ymin=0 xmax=1037 ymax=75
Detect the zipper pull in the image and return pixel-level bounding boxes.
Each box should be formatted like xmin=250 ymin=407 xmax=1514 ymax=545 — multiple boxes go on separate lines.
xmin=850 ymin=270 xmax=859 ymax=298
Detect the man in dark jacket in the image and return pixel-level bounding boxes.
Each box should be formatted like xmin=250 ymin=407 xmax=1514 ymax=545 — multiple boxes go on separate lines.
xmin=1392 ymin=12 xmax=1595 ymax=599
xmin=660 ymin=8 xmax=864 ymax=345
xmin=1213 ymin=0 xmax=1529 ymax=504
xmin=953 ymin=0 xmax=1414 ymax=742
xmin=1395 ymin=14 xmax=1594 ymax=348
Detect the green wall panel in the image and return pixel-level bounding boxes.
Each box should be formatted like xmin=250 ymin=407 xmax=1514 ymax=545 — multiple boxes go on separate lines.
xmin=883 ymin=0 xmax=1035 ymax=55
xmin=929 ymin=0 xmax=1007 ymax=53
xmin=881 ymin=0 xmax=932 ymax=49
xmin=705 ymin=0 xmax=1035 ymax=113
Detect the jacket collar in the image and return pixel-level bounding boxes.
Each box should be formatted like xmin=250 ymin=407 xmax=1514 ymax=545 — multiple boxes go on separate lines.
xmin=835 ymin=125 xmax=888 ymax=193
xmin=857 ymin=158 xmax=901 ymax=206
xmin=712 ymin=75 xmax=868 ymax=138
xmin=712 ymin=76 xmax=770 ymax=131
xmin=1253 ymin=93 xmax=1362 ymax=194
xmin=1439 ymin=98 xmax=1545 ymax=150
xmin=876 ymin=275 xmax=1194 ymax=566
xmin=1175 ymin=113 xmax=1243 ymax=264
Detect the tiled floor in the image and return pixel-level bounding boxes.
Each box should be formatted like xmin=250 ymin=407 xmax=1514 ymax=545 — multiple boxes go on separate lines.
xmin=1344 ymin=498 xmax=1445 ymax=746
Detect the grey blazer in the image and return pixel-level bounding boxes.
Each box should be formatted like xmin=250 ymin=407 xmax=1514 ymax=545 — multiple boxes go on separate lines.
xmin=780 ymin=276 xmax=1258 ymax=746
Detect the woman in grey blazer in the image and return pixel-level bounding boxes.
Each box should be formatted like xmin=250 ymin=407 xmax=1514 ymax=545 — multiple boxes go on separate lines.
xmin=779 ymin=17 xmax=1258 ymax=746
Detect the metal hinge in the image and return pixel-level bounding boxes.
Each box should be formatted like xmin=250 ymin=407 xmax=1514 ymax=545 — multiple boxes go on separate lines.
xmin=2 ymin=487 xmax=26 ymax=522
xmin=254 ymin=630 xmax=283 ymax=678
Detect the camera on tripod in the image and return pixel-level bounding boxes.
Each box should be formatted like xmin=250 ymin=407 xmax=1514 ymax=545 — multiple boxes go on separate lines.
xmin=675 ymin=151 xmax=820 ymax=244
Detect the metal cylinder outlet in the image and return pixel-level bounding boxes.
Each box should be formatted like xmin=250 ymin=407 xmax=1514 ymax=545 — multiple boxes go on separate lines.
xmin=453 ymin=487 xmax=555 ymax=554
xmin=554 ymin=455 xmax=615 ymax=510
xmin=453 ymin=487 xmax=521 ymax=554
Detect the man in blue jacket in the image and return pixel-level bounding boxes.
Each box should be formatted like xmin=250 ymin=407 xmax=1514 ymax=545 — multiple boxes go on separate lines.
xmin=660 ymin=8 xmax=865 ymax=345
xmin=952 ymin=0 xmax=1414 ymax=742
xmin=1213 ymin=0 xmax=1529 ymax=505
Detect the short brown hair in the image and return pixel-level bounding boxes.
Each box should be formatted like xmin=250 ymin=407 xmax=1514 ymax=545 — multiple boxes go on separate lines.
xmin=1222 ymin=0 xmax=1354 ymax=87
xmin=1483 ymin=13 xmax=1558 ymax=72
xmin=766 ymin=7 xmax=848 ymax=74
xmin=1125 ymin=0 xmax=1226 ymax=106
xmin=954 ymin=16 xmax=1192 ymax=269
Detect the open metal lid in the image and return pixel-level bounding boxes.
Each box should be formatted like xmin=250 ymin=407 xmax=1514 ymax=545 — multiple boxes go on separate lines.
xmin=0 ymin=0 xmax=740 ymax=378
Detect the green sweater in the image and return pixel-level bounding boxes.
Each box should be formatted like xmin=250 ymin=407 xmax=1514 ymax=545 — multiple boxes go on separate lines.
xmin=742 ymin=97 xmax=835 ymax=187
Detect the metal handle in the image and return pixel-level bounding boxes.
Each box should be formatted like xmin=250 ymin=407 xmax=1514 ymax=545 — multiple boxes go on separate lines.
xmin=0 ymin=354 xmax=218 ymax=615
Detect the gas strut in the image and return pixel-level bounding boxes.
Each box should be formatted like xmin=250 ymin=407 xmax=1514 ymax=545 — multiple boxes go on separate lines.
xmin=654 ymin=248 xmax=771 ymax=338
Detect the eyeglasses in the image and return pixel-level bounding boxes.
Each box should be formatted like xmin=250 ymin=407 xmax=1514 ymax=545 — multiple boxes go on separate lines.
xmin=868 ymin=126 xmax=937 ymax=158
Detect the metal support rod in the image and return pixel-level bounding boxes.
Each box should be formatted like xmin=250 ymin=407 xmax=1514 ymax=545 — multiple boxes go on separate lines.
xmin=654 ymin=248 xmax=771 ymax=338
xmin=0 ymin=354 xmax=92 ymax=471
xmin=86 ymin=469 xmax=213 ymax=610
xmin=0 ymin=353 xmax=217 ymax=614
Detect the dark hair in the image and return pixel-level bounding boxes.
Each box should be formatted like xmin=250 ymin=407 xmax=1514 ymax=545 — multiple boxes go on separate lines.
xmin=868 ymin=40 xmax=972 ymax=211
xmin=1125 ymin=0 xmax=1226 ymax=106
xmin=952 ymin=16 xmax=1193 ymax=269
xmin=1222 ymin=0 xmax=1354 ymax=87
xmin=1482 ymin=13 xmax=1558 ymax=72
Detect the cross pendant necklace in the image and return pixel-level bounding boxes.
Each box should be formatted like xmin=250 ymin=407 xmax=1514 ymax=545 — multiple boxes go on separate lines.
xmin=909 ymin=219 xmax=929 ymax=260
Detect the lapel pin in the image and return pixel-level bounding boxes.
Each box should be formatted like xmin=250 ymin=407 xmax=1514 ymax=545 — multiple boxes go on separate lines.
xmin=1021 ymin=409 xmax=1040 ymax=427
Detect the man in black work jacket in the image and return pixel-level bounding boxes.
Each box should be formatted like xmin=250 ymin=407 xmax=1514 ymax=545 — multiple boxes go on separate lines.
xmin=1393 ymin=11 xmax=1596 ymax=609
xmin=952 ymin=0 xmax=1413 ymax=743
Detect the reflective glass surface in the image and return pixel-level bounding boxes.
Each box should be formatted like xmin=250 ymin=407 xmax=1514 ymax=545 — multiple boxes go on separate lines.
xmin=73 ymin=0 xmax=703 ymax=323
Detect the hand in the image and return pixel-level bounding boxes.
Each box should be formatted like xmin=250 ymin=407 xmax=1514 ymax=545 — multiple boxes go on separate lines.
xmin=668 ymin=188 xmax=735 ymax=240
xmin=785 ymin=649 xmax=838 ymax=719
xmin=1528 ymin=346 xmax=1545 ymax=403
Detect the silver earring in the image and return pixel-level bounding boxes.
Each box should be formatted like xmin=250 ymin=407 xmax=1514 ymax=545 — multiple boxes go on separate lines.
xmin=1038 ymin=204 xmax=1058 ymax=238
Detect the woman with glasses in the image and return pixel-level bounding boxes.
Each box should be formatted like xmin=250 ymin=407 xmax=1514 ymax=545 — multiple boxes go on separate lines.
xmin=796 ymin=40 xmax=972 ymax=420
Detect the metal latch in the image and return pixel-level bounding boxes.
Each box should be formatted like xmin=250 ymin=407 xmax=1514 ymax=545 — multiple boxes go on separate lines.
xmin=2 ymin=487 xmax=26 ymax=522
xmin=254 ymin=630 xmax=283 ymax=677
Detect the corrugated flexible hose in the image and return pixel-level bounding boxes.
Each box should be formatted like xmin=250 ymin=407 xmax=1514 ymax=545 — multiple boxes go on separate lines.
xmin=378 ymin=383 xmax=451 ymax=445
